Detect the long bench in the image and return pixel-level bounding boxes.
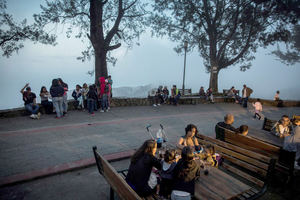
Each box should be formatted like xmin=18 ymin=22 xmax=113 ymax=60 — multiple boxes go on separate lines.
xmin=215 ymin=125 xmax=296 ymax=184
xmin=93 ymin=146 xmax=157 ymax=200
xmin=197 ymin=134 xmax=276 ymax=200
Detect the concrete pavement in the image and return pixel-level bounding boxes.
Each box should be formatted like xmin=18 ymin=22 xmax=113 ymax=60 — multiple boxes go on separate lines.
xmin=0 ymin=103 xmax=299 ymax=186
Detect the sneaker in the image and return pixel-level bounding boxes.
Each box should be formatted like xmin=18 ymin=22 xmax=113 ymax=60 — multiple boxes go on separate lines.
xmin=55 ymin=116 xmax=61 ymax=119
xmin=91 ymin=112 xmax=95 ymax=116
xmin=100 ymin=110 xmax=104 ymax=113
xmin=157 ymin=104 xmax=161 ymax=106
xmin=108 ymin=107 xmax=110 ymax=110
xmin=37 ymin=112 xmax=41 ymax=119
xmin=153 ymin=104 xmax=157 ymax=107
xmin=30 ymin=114 xmax=35 ymax=119
xmin=32 ymin=114 xmax=38 ymax=119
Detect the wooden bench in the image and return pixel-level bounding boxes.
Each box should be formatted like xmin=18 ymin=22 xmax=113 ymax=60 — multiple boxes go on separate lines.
xmin=262 ymin=118 xmax=277 ymax=132
xmin=178 ymin=88 xmax=192 ymax=96
xmin=197 ymin=134 xmax=276 ymax=200
xmin=215 ymin=125 xmax=295 ymax=184
xmin=215 ymin=125 xmax=280 ymax=158
xmin=223 ymin=89 xmax=240 ymax=96
xmin=93 ymin=146 xmax=157 ymax=200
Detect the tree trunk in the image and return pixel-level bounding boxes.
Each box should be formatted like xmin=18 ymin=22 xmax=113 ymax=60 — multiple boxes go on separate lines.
xmin=209 ymin=69 xmax=219 ymax=93
xmin=94 ymin=49 xmax=107 ymax=85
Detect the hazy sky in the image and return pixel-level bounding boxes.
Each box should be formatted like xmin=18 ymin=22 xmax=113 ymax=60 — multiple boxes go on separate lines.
xmin=0 ymin=0 xmax=300 ymax=109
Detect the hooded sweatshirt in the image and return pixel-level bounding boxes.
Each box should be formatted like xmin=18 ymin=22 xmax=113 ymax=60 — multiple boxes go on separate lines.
xmin=99 ymin=77 xmax=106 ymax=96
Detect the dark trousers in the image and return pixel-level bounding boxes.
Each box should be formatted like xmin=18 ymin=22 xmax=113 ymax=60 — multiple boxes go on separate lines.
xmin=41 ymin=100 xmax=53 ymax=114
xmin=242 ymin=97 xmax=248 ymax=108
xmin=87 ymin=99 xmax=95 ymax=114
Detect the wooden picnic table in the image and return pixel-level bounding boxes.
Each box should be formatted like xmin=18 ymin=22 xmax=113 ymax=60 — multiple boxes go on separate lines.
xmin=248 ymin=127 xmax=283 ymax=147
xmin=194 ymin=167 xmax=251 ymax=200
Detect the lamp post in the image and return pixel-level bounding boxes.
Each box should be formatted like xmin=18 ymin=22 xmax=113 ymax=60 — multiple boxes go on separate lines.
xmin=182 ymin=41 xmax=188 ymax=96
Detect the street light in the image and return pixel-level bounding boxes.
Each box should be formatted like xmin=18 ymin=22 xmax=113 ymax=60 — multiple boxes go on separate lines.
xmin=182 ymin=41 xmax=188 ymax=96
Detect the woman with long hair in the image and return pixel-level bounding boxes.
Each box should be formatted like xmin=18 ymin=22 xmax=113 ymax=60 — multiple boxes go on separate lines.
xmin=126 ymin=139 xmax=161 ymax=197
xmin=40 ymin=86 xmax=53 ymax=114
xmin=177 ymin=124 xmax=201 ymax=151
xmin=171 ymin=146 xmax=200 ymax=200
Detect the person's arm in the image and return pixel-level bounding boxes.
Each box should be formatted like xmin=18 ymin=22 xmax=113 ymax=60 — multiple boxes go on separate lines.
xmin=177 ymin=137 xmax=185 ymax=150
xmin=151 ymin=155 xmax=162 ymax=170
xmin=20 ymin=83 xmax=29 ymax=94
xmin=194 ymin=137 xmax=199 ymax=146
xmin=32 ymin=93 xmax=37 ymax=105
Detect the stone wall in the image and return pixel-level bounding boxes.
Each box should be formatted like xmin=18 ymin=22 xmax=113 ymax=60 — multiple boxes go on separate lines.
xmin=0 ymin=97 xmax=299 ymax=118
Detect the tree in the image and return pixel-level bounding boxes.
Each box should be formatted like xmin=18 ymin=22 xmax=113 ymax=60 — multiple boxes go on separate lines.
xmin=150 ymin=0 xmax=297 ymax=92
xmin=0 ymin=0 xmax=55 ymax=57
xmin=271 ymin=25 xmax=300 ymax=65
xmin=33 ymin=0 xmax=148 ymax=84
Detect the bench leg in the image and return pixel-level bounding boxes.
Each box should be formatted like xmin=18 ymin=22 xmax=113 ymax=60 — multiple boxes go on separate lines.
xmin=110 ymin=187 xmax=114 ymax=200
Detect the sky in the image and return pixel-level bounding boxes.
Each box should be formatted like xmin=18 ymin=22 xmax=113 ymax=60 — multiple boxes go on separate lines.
xmin=0 ymin=0 xmax=300 ymax=110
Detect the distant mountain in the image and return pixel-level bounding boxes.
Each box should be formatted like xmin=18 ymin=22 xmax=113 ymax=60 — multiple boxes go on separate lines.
xmin=112 ymin=84 xmax=154 ymax=98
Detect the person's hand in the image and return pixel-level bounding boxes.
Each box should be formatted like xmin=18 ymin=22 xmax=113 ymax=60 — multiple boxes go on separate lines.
xmin=25 ymin=83 xmax=29 ymax=87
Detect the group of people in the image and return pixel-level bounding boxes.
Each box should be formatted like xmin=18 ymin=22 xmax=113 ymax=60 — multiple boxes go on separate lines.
xmin=20 ymin=76 xmax=113 ymax=119
xmin=217 ymin=113 xmax=300 ymax=165
xmin=126 ymin=124 xmax=220 ymax=200
xmin=151 ymin=85 xmax=181 ymax=106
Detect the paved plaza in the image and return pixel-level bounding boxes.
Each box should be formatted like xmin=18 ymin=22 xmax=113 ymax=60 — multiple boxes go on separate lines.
xmin=0 ymin=103 xmax=299 ymax=199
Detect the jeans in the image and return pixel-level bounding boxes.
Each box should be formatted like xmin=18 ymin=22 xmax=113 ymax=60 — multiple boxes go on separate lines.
xmin=25 ymin=103 xmax=39 ymax=114
xmin=62 ymin=94 xmax=68 ymax=113
xmin=101 ymin=95 xmax=108 ymax=110
xmin=52 ymin=97 xmax=64 ymax=117
xmin=242 ymin=97 xmax=248 ymax=108
xmin=87 ymin=98 xmax=95 ymax=113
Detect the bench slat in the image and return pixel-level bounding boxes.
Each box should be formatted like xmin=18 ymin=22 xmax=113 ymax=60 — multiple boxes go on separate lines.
xmin=93 ymin=147 xmax=142 ymax=200
xmin=197 ymin=134 xmax=271 ymax=163
xmin=222 ymin=163 xmax=264 ymax=188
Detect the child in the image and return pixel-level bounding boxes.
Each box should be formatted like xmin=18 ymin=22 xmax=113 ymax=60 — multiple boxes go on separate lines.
xmin=159 ymin=149 xmax=177 ymax=199
xmin=238 ymin=125 xmax=249 ymax=136
xmin=252 ymin=98 xmax=262 ymax=120
xmin=204 ymin=145 xmax=219 ymax=167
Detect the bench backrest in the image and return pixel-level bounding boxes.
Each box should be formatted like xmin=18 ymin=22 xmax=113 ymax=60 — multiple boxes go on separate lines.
xmin=92 ymin=146 xmax=142 ymax=200
xmin=293 ymin=115 xmax=300 ymax=121
xmin=178 ymin=89 xmax=192 ymax=95
xmin=215 ymin=125 xmax=280 ymax=158
xmin=262 ymin=118 xmax=277 ymax=132
xmin=197 ymin=134 xmax=276 ymax=188
xmin=223 ymin=89 xmax=239 ymax=96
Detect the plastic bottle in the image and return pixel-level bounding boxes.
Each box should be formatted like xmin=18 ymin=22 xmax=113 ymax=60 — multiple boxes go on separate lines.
xmin=156 ymin=129 xmax=163 ymax=148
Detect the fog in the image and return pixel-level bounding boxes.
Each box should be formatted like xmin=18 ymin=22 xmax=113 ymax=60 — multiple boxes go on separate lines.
xmin=0 ymin=0 xmax=299 ymax=110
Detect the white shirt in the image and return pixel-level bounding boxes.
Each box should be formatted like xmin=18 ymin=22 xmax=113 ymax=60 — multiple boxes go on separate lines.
xmin=243 ymin=88 xmax=247 ymax=98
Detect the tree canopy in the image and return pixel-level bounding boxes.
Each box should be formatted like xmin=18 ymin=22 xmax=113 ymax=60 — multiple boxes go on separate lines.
xmin=0 ymin=0 xmax=55 ymax=57
xmin=150 ymin=0 xmax=299 ymax=91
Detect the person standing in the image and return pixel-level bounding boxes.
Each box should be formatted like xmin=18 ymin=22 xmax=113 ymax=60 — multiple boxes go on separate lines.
xmin=107 ymin=75 xmax=113 ymax=107
xmin=86 ymin=85 xmax=98 ymax=115
xmin=58 ymin=78 xmax=68 ymax=115
xmin=40 ymin=86 xmax=53 ymax=114
xmin=50 ymin=79 xmax=65 ymax=118
xmin=81 ymin=83 xmax=89 ymax=110
xmin=241 ymin=84 xmax=253 ymax=108
xmin=20 ymin=83 xmax=40 ymax=119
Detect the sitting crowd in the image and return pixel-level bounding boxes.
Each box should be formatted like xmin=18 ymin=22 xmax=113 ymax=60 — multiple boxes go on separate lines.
xmin=151 ymin=85 xmax=181 ymax=106
xmin=126 ymin=124 xmax=220 ymax=200
xmin=20 ymin=76 xmax=113 ymax=119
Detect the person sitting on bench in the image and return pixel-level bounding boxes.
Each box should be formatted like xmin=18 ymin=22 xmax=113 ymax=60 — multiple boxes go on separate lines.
xmin=177 ymin=124 xmax=202 ymax=152
xmin=171 ymin=146 xmax=200 ymax=200
xmin=216 ymin=114 xmax=238 ymax=132
xmin=283 ymin=118 xmax=300 ymax=166
xmin=271 ymin=115 xmax=291 ymax=138
xmin=126 ymin=139 xmax=162 ymax=197
xmin=238 ymin=125 xmax=249 ymax=136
